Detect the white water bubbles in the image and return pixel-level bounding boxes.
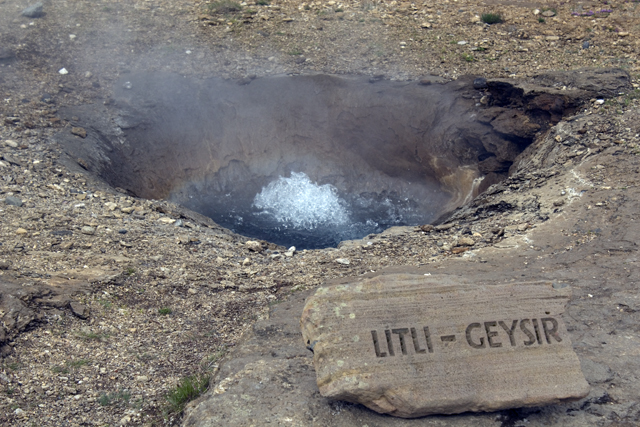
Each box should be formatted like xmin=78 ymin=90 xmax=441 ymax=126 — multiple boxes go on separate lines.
xmin=253 ymin=172 xmax=350 ymax=229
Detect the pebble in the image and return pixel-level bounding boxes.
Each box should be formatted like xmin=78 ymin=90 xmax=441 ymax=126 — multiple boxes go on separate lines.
xmin=58 ymin=68 xmax=69 ymax=75
xmin=70 ymin=302 xmax=90 ymax=319
xmin=159 ymin=217 xmax=176 ymax=224
xmin=457 ymin=41 xmax=468 ymax=45
xmin=5 ymin=195 xmax=23 ymax=207
xmin=71 ymin=127 xmax=87 ymax=138
xmin=457 ymin=237 xmax=475 ymax=247
xmin=582 ymin=41 xmax=590 ymax=49
xmin=245 ymin=240 xmax=263 ymax=252
xmin=3 ymin=139 xmax=18 ymax=148
xmin=21 ymin=2 xmax=43 ymax=18
xmin=541 ymin=10 xmax=556 ymax=17
xmin=335 ymin=258 xmax=350 ymax=265
xmin=118 ymin=229 xmax=128 ymax=234
xmin=16 ymin=228 xmax=28 ymax=235
xmin=105 ymin=202 xmax=118 ymax=211
xmin=135 ymin=376 xmax=149 ymax=382
xmin=81 ymin=226 xmax=95 ymax=235
xmin=473 ymin=77 xmax=487 ymax=90
xmin=0 ymin=261 xmax=9 ymax=270
xmin=284 ymin=246 xmax=296 ymax=257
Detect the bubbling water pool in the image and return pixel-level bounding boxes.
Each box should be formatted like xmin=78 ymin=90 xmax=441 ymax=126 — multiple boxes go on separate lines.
xmin=207 ymin=172 xmax=426 ymax=249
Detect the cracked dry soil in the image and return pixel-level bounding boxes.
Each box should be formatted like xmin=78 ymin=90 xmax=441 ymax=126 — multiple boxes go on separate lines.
xmin=1 ymin=0 xmax=640 ymax=426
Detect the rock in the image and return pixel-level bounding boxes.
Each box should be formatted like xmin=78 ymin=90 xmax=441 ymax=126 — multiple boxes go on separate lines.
xmin=16 ymin=228 xmax=28 ymax=235
xmin=105 ymin=202 xmax=118 ymax=211
xmin=71 ymin=127 xmax=87 ymax=138
xmin=473 ymin=77 xmax=488 ymax=90
xmin=4 ymin=196 xmax=23 ymax=207
xmin=121 ymin=207 xmax=134 ymax=214
xmin=59 ymin=241 xmax=74 ymax=250
xmin=419 ymin=224 xmax=434 ymax=232
xmin=420 ymin=22 xmax=432 ymax=28
xmin=242 ymin=258 xmax=251 ymax=266
xmin=284 ymin=246 xmax=296 ymax=257
xmin=451 ymin=246 xmax=469 ymax=254
xmin=245 ymin=240 xmax=263 ymax=252
xmin=582 ymin=41 xmax=590 ymax=49
xmin=135 ymin=375 xmax=149 ymax=382
xmin=334 ymin=258 xmax=350 ymax=265
xmin=3 ymin=140 xmax=18 ymax=148
xmin=541 ymin=10 xmax=556 ymax=17
xmin=70 ymin=302 xmax=90 ymax=319
xmin=300 ymin=274 xmax=589 ymax=418
xmin=81 ymin=226 xmax=95 ymax=235
xmin=456 ymin=236 xmax=475 ymax=246
xmin=434 ymin=223 xmax=455 ymax=231
xmin=0 ymin=261 xmax=9 ymax=270
xmin=21 ymin=2 xmax=44 ymax=18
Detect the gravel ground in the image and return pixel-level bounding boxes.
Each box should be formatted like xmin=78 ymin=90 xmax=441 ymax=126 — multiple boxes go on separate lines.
xmin=1 ymin=0 xmax=640 ymax=426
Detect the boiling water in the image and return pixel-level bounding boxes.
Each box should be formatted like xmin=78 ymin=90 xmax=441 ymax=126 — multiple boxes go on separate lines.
xmin=209 ymin=172 xmax=426 ymax=249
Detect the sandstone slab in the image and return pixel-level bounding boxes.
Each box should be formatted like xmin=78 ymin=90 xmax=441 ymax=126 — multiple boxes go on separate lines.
xmin=300 ymin=274 xmax=589 ymax=418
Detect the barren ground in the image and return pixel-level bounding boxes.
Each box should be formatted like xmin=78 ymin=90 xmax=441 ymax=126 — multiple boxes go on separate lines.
xmin=1 ymin=0 xmax=640 ymax=426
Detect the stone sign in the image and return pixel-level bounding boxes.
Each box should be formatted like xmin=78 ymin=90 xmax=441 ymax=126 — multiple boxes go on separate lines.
xmin=300 ymin=273 xmax=590 ymax=418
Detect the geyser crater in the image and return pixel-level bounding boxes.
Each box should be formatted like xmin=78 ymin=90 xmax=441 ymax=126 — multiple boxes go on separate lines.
xmin=58 ymin=72 xmax=577 ymax=249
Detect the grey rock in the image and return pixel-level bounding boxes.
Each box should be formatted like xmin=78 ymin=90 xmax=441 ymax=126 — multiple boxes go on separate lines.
xmin=70 ymin=302 xmax=90 ymax=319
xmin=473 ymin=77 xmax=488 ymax=90
xmin=21 ymin=2 xmax=44 ymax=18
xmin=81 ymin=226 xmax=95 ymax=235
xmin=580 ymin=358 xmax=614 ymax=384
xmin=582 ymin=41 xmax=590 ymax=49
xmin=4 ymin=196 xmax=22 ymax=207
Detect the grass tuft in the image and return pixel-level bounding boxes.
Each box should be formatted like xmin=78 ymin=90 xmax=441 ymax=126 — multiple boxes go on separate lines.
xmin=164 ymin=373 xmax=210 ymax=416
xmin=158 ymin=307 xmax=172 ymax=315
xmin=481 ymin=13 xmax=503 ymax=24
xmin=208 ymin=0 xmax=242 ymax=14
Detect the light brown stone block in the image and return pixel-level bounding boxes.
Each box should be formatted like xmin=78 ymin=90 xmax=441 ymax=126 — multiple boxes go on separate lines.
xmin=300 ymin=273 xmax=589 ymax=418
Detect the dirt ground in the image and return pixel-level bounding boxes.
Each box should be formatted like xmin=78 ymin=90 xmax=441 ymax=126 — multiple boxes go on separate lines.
xmin=1 ymin=0 xmax=640 ymax=426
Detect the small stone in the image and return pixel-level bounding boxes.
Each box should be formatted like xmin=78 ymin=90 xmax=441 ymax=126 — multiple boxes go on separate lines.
xmin=159 ymin=217 xmax=176 ymax=224
xmin=473 ymin=77 xmax=488 ymax=90
xmin=242 ymin=258 xmax=252 ymax=266
xmin=21 ymin=2 xmax=44 ymax=18
xmin=58 ymin=68 xmax=69 ymax=75
xmin=457 ymin=237 xmax=475 ymax=247
xmin=13 ymin=408 xmax=24 ymax=416
xmin=545 ymin=36 xmax=560 ymax=41
xmin=71 ymin=127 xmax=87 ymax=138
xmin=120 ymin=241 xmax=132 ymax=248
xmin=582 ymin=41 xmax=590 ymax=49
xmin=0 ymin=261 xmax=10 ymax=270
xmin=60 ymin=241 xmax=74 ymax=250
xmin=452 ymin=247 xmax=469 ymax=254
xmin=16 ymin=228 xmax=28 ymax=235
xmin=70 ymin=302 xmax=90 ymax=319
xmin=105 ymin=202 xmax=118 ymax=211
xmin=4 ymin=140 xmax=18 ymax=148
xmin=81 ymin=226 xmax=95 ymax=235
xmin=4 ymin=196 xmax=23 ymax=207
xmin=420 ymin=224 xmax=434 ymax=232
xmin=334 ymin=258 xmax=350 ymax=265
xmin=121 ymin=207 xmax=134 ymax=214
xmin=541 ymin=10 xmax=556 ymax=17
xmin=618 ymin=32 xmax=629 ymax=37
xmin=420 ymin=22 xmax=432 ymax=28
xmin=245 ymin=240 xmax=263 ymax=252
xmin=284 ymin=246 xmax=296 ymax=257
xmin=457 ymin=40 xmax=468 ymax=45
xmin=135 ymin=375 xmax=149 ymax=382
xmin=118 ymin=229 xmax=128 ymax=234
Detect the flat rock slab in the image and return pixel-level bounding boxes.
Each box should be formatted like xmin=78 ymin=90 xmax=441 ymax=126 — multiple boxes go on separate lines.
xmin=300 ymin=274 xmax=590 ymax=418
